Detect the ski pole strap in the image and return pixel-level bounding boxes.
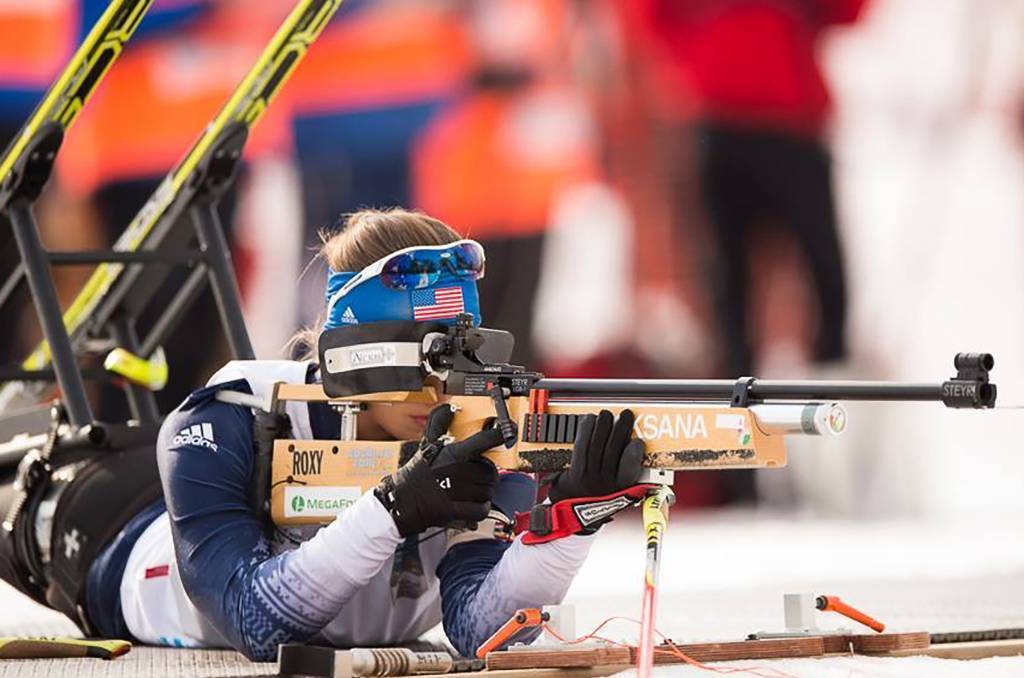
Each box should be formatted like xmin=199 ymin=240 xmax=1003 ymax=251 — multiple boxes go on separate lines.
xmin=516 ymin=485 xmax=657 ymax=545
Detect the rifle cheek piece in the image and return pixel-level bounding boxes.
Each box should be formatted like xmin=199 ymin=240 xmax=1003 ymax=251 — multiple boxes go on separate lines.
xmin=319 ymin=321 xmax=447 ymax=397
xmin=318 ymin=314 xmax=541 ymax=399
xmin=941 ymin=352 xmax=996 ymax=408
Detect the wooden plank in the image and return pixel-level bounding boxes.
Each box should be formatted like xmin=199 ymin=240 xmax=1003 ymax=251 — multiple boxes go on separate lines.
xmin=886 ymin=639 xmax=1024 ymax=660
xmin=647 ymin=637 xmax=825 ymax=663
xmin=822 ymin=632 xmax=930 ymax=654
xmin=486 ymin=637 xmax=825 ymax=671
xmin=420 ymin=669 xmax=628 ymax=678
xmin=486 ymin=646 xmax=632 ymax=670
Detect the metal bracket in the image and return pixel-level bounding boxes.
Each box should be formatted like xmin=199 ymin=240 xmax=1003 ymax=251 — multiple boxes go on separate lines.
xmin=638 ymin=468 xmax=675 ymax=486
xmin=332 ymin=402 xmax=361 ymax=441
xmin=0 ymin=121 xmax=63 ymax=208
xmin=731 ymin=376 xmax=756 ymax=408
xmin=188 ymin=121 xmax=248 ymax=202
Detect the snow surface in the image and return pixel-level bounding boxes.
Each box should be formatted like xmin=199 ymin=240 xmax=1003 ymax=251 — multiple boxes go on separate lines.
xmin=7 ymin=511 xmax=1023 ymax=675
xmin=561 ymin=513 xmax=1024 ymax=676
xmin=613 ymin=655 xmax=1024 ymax=677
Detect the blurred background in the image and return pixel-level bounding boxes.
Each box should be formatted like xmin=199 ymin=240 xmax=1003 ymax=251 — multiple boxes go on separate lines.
xmin=2 ymin=0 xmax=1023 ymax=522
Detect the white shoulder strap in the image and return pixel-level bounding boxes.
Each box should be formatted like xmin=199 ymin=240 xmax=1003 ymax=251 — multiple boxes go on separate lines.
xmin=209 ymin=360 xmax=315 ymax=439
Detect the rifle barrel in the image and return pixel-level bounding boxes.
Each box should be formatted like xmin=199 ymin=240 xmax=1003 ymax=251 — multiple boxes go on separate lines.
xmin=534 ymin=379 xmax=965 ymax=405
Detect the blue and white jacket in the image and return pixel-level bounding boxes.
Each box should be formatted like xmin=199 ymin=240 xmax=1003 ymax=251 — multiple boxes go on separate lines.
xmin=101 ymin=361 xmax=594 ymax=661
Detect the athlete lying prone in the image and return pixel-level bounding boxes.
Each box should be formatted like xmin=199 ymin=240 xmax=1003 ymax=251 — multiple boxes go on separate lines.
xmin=0 ymin=209 xmax=650 ymax=661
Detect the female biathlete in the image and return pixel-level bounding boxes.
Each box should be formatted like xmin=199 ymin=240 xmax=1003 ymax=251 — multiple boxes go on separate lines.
xmin=0 ymin=209 xmax=648 ymax=661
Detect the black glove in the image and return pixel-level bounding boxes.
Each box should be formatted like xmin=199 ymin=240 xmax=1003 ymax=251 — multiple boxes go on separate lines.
xmin=547 ymin=409 xmax=645 ymax=503
xmin=375 ymin=405 xmax=502 ymax=537
xmin=518 ymin=409 xmax=648 ymax=544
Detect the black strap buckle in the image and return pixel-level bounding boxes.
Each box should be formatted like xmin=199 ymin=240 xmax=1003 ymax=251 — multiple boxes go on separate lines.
xmin=2 ymin=404 xmax=65 ymax=591
xmin=528 ymin=504 xmax=552 ymax=536
xmin=2 ymin=450 xmax=50 ymax=534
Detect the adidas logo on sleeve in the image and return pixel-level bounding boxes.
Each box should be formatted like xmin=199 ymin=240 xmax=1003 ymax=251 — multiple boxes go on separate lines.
xmin=341 ymin=307 xmax=358 ymax=324
xmin=171 ymin=423 xmax=219 ymax=451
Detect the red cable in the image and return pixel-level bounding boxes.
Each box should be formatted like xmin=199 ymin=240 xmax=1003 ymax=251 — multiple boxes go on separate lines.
xmin=540 ymin=617 xmax=797 ymax=678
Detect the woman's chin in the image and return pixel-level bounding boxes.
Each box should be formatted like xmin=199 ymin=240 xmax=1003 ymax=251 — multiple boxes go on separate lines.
xmin=381 ymin=418 xmax=428 ymax=441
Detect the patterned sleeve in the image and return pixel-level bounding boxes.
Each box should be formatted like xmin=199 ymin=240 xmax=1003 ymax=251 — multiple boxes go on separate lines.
xmin=157 ymin=384 xmax=402 ymax=660
xmin=436 ymin=474 xmax=595 ymax=657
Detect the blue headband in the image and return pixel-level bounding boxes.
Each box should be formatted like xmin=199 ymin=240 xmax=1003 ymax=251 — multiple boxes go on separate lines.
xmin=324 ymin=268 xmax=482 ymax=329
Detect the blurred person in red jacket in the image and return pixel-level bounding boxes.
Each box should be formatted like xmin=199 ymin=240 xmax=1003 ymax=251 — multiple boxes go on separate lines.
xmin=633 ymin=0 xmax=866 ymax=504
xmin=413 ymin=0 xmax=600 ymax=370
xmin=638 ymin=0 xmax=866 ymax=380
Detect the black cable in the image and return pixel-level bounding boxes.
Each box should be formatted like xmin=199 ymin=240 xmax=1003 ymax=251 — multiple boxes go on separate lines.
xmin=413 ymin=528 xmax=446 ymax=545
xmin=931 ymin=628 xmax=1024 ymax=644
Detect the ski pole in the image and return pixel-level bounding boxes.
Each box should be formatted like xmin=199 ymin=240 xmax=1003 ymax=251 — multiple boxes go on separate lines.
xmin=638 ymin=485 xmax=674 ymax=678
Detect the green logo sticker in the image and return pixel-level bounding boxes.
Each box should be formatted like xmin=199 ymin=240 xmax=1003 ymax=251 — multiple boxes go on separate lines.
xmin=283 ymin=486 xmax=362 ymax=518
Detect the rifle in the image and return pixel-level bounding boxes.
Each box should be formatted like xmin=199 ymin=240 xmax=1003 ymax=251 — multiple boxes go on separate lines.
xmin=256 ymin=315 xmax=996 ymax=526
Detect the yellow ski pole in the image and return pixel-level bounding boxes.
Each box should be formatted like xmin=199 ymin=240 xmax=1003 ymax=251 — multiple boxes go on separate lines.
xmin=638 ymin=485 xmax=674 ymax=678
xmin=0 ymin=637 xmax=130 ymax=660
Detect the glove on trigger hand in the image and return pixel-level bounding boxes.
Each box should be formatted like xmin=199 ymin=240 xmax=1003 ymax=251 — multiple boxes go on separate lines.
xmin=375 ymin=404 xmax=502 ymax=537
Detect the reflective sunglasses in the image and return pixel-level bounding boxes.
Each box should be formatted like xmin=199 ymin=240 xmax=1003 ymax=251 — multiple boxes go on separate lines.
xmin=333 ymin=239 xmax=486 ymax=300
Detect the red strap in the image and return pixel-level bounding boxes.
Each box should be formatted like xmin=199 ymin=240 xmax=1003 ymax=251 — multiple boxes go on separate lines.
xmin=515 ymin=485 xmax=657 ymax=545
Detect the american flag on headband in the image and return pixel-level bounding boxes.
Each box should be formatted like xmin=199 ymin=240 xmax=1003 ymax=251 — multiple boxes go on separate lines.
xmin=412 ymin=287 xmax=464 ymax=321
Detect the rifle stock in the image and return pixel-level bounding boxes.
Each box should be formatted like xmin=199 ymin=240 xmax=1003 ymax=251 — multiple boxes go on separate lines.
xmin=268 ymin=385 xmax=844 ymax=525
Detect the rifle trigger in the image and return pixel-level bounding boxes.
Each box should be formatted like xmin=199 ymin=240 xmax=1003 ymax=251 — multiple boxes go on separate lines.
xmin=488 ymin=385 xmax=518 ymax=448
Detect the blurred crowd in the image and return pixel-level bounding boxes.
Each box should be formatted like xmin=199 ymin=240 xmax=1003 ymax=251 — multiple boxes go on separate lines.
xmin=5 ymin=0 xmax=1024 ymax=514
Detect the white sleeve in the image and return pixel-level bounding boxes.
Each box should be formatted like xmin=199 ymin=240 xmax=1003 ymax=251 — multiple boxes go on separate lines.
xmin=480 ymin=534 xmax=595 ymax=608
xmin=440 ymin=532 xmax=595 ymax=656
xmin=292 ymin=491 xmax=404 ymax=592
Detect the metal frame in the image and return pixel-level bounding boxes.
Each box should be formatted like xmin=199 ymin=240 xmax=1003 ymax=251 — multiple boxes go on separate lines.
xmin=0 ymin=121 xmax=255 ymax=430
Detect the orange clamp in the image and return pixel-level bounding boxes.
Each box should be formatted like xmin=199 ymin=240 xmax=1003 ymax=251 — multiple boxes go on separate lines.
xmin=528 ymin=389 xmax=549 ymax=415
xmin=816 ymin=595 xmax=885 ymax=633
xmin=525 ymin=389 xmax=550 ymax=444
xmin=475 ymin=608 xmax=549 ymax=659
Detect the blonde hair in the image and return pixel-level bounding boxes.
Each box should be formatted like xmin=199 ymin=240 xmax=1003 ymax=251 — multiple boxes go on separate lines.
xmin=288 ymin=208 xmax=463 ymax=359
